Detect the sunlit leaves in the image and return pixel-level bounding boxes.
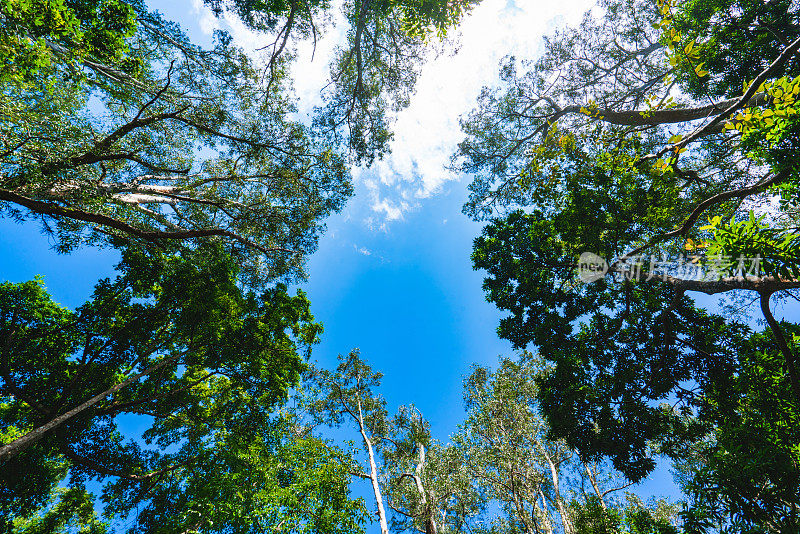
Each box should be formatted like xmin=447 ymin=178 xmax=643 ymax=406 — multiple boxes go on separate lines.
xmin=700 ymin=213 xmax=800 ymax=280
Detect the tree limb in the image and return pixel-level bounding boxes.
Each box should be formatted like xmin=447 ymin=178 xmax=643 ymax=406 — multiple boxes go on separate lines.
xmin=760 ymin=291 xmax=800 ymax=405
xmin=0 ymin=188 xmax=296 ymax=257
xmin=0 ymin=354 xmax=179 ymax=463
xmin=615 ymin=168 xmax=790 ymax=265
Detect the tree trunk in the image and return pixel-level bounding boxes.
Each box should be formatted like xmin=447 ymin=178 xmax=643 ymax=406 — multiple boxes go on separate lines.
xmin=537 ymin=489 xmax=555 ymax=534
xmin=0 ymin=355 xmax=177 ymax=462
xmin=356 ymin=396 xmax=390 ymax=534
xmin=584 ymin=462 xmax=608 ymax=511
xmin=412 ymin=444 xmax=438 ymax=534
xmin=538 ymin=442 xmax=574 ymax=534
xmin=761 ymin=291 xmax=800 ymax=405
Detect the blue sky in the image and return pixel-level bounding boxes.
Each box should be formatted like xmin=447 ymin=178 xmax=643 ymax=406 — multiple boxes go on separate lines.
xmin=8 ymin=0 xmax=800 ymax=528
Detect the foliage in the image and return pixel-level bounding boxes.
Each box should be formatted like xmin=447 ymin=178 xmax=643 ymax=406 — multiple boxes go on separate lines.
xmin=382 ymin=406 xmax=476 ymax=534
xmin=472 ymin=205 xmax=800 ymax=529
xmin=459 ymin=0 xmax=800 ymax=530
xmin=572 ymin=495 xmax=678 ymax=534
xmin=1 ymin=0 xmax=351 ymax=285
xmin=0 ymin=0 xmax=139 ymax=87
xmin=455 ymin=0 xmax=800 ymax=268
xmin=305 ymin=350 xmax=680 ymax=534
xmin=0 ymin=0 xmax=478 ymax=285
xmin=203 ymin=0 xmax=480 ymax=163
xmin=701 ymin=213 xmax=800 ymax=280
xmin=453 ymin=355 xmax=579 ymax=534
xmin=311 ymin=0 xmax=478 ymax=163
xmin=0 ymin=245 xmax=368 ymax=532
xmin=671 ymin=0 xmax=800 ymax=98
xmin=103 ymin=422 xmax=368 ymax=534
xmin=9 ymin=488 xmax=107 ymax=534
xmin=674 ymin=325 xmax=800 ymax=532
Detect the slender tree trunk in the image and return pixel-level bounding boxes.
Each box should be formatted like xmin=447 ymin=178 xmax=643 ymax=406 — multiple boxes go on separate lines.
xmin=537 ymin=489 xmax=555 ymax=534
xmin=0 ymin=355 xmax=177 ymax=462
xmin=538 ymin=442 xmax=574 ymax=534
xmin=584 ymin=462 xmax=608 ymax=511
xmin=356 ymin=396 xmax=390 ymax=534
xmin=509 ymin=475 xmax=537 ymax=534
xmin=760 ymin=291 xmax=800 ymax=405
xmin=412 ymin=444 xmax=438 ymax=534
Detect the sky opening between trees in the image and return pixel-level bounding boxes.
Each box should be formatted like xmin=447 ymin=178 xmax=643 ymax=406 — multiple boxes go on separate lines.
xmin=1 ymin=0 xmax=800 ymax=532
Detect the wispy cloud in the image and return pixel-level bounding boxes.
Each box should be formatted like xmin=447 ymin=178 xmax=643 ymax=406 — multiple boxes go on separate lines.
xmin=191 ymin=0 xmax=265 ymax=54
xmin=353 ymin=245 xmax=372 ymax=256
xmin=360 ymin=0 xmax=594 ymax=222
xmin=195 ymin=0 xmax=594 ymax=226
xmin=370 ymin=197 xmax=408 ymax=222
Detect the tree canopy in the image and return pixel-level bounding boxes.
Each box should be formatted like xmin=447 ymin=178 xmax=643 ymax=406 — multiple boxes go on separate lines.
xmin=300 ymin=350 xmax=681 ymax=534
xmin=4 ymin=0 xmax=799 ymax=531
xmin=0 ymin=0 xmax=476 ymax=284
xmin=0 ymin=0 xmax=481 ymax=530
xmin=0 ymin=244 xmax=370 ymax=532
xmin=458 ymin=0 xmax=800 ymax=529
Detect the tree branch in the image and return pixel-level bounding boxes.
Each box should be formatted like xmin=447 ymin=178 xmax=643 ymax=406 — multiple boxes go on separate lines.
xmin=560 ymin=92 xmax=769 ymax=127
xmin=0 ymin=354 xmax=179 ymax=463
xmin=760 ymin=291 xmax=800 ymax=405
xmin=615 ymin=168 xmax=790 ymax=265
xmin=0 ymin=188 xmax=296 ymax=257
xmin=674 ymin=35 xmax=800 ymax=152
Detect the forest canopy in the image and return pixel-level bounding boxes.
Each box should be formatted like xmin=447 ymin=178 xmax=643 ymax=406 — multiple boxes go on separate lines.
xmin=0 ymin=0 xmax=476 ymax=284
xmin=2 ymin=0 xmax=800 ymax=532
xmin=457 ymin=0 xmax=800 ymax=529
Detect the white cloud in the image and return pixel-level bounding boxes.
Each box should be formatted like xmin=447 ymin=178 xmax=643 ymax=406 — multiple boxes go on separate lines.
xmin=191 ymin=0 xmax=264 ymax=55
xmin=193 ymin=0 xmax=595 ymax=225
xmin=353 ymin=244 xmax=372 ymax=256
xmin=363 ymin=216 xmax=388 ymax=233
xmin=192 ymin=0 xmax=217 ymax=35
xmin=361 ymin=0 xmax=595 ymax=221
xmin=371 ymin=197 xmax=408 ymax=222
xmin=291 ymin=5 xmax=348 ymax=114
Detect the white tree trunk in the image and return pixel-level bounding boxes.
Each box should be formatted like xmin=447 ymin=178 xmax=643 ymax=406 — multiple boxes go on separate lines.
xmin=537 ymin=489 xmax=555 ymax=534
xmin=584 ymin=463 xmax=608 ymax=511
xmin=538 ymin=442 xmax=574 ymax=534
xmin=356 ymin=396 xmax=390 ymax=534
xmin=413 ymin=444 xmax=438 ymax=534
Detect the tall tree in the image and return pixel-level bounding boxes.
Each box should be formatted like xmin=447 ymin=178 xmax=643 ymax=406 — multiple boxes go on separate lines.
xmin=457 ymin=0 xmax=800 ymax=529
xmin=456 ymin=356 xmax=579 ymax=534
xmin=446 ymin=355 xmax=678 ymax=534
xmin=1 ymin=0 xmax=347 ymax=283
xmin=1 ymin=0 xmax=477 ymax=284
xmin=305 ymin=351 xmax=474 ymax=534
xmin=382 ymin=405 xmax=466 ymax=534
xmin=305 ymin=350 xmax=392 ymax=534
xmin=0 ymin=244 xmax=369 ymax=532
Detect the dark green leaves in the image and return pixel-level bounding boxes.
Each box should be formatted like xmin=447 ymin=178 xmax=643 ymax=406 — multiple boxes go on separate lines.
xmin=0 ymin=245 xmax=327 ymax=530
